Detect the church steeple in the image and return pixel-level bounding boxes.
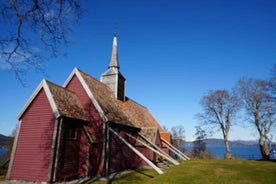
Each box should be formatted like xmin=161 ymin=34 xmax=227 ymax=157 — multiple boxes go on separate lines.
xmin=109 ymin=34 xmax=119 ymax=69
xmin=101 ymin=34 xmax=126 ymax=102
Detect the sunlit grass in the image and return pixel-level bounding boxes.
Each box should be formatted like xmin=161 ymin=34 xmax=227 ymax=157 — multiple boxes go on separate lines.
xmin=1 ymin=159 xmax=275 ymax=183
xmin=88 ymin=159 xmax=276 ymax=184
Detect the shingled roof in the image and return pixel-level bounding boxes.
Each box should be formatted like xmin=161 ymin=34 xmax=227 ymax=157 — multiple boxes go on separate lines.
xmin=76 ymin=69 xmax=135 ymax=128
xmin=119 ymin=98 xmax=164 ymax=132
xmin=46 ymin=80 xmax=89 ymax=122
xmin=17 ymin=79 xmax=89 ymax=122
xmin=136 ymin=127 xmax=158 ymax=146
xmin=64 ymin=67 xmax=167 ymax=135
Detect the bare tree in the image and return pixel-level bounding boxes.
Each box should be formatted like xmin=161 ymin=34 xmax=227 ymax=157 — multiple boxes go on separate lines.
xmin=170 ymin=125 xmax=185 ymax=149
xmin=0 ymin=0 xmax=82 ymax=85
xmin=235 ymin=78 xmax=275 ymax=160
xmin=162 ymin=125 xmax=169 ymax=132
xmin=197 ymin=90 xmax=241 ymax=159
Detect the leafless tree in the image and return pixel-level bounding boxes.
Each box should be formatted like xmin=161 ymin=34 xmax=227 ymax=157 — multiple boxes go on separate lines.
xmin=0 ymin=0 xmax=82 ymax=85
xmin=162 ymin=125 xmax=169 ymax=132
xmin=170 ymin=125 xmax=185 ymax=150
xmin=235 ymin=78 xmax=275 ymax=160
xmin=197 ymin=90 xmax=241 ymax=159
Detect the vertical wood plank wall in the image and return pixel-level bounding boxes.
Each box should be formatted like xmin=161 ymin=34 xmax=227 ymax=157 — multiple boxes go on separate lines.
xmin=10 ymin=89 xmax=55 ymax=182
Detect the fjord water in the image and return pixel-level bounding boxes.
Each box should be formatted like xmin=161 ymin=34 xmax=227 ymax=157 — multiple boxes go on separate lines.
xmin=185 ymin=146 xmax=265 ymax=160
xmin=207 ymin=146 xmax=262 ymax=159
xmin=0 ymin=148 xmax=7 ymax=156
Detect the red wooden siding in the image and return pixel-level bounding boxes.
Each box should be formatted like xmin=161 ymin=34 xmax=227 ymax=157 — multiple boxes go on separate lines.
xmin=79 ymin=126 xmax=89 ymax=177
xmin=136 ymin=147 xmax=154 ymax=166
xmin=108 ymin=129 xmax=137 ymax=174
xmin=10 ymin=89 xmax=55 ymax=182
xmin=155 ymin=132 xmax=162 ymax=161
xmin=66 ymin=75 xmax=103 ymax=141
xmin=65 ymin=75 xmax=104 ymax=176
xmin=136 ymin=132 xmax=162 ymax=167
xmin=88 ymin=143 xmax=102 ymax=176
xmin=56 ymin=120 xmax=88 ymax=181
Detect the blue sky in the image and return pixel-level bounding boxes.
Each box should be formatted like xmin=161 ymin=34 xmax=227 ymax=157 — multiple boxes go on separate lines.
xmin=1 ymin=0 xmax=276 ymax=141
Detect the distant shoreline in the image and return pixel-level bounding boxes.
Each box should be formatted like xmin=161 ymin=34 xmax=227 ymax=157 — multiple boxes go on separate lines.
xmin=184 ymin=145 xmax=276 ymax=160
xmin=184 ymin=138 xmax=276 ymax=147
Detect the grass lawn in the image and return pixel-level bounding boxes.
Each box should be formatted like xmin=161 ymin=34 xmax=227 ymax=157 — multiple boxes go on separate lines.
xmin=88 ymin=159 xmax=276 ymax=184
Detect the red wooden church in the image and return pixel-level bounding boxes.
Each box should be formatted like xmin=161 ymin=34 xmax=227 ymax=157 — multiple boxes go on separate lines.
xmin=7 ymin=35 xmax=187 ymax=183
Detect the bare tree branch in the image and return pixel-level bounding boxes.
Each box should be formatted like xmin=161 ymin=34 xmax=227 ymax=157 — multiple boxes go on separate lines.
xmin=0 ymin=0 xmax=82 ymax=85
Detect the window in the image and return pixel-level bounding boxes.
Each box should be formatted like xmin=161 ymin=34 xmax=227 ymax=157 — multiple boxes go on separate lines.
xmin=113 ymin=127 xmax=120 ymax=133
xmin=64 ymin=126 xmax=78 ymax=140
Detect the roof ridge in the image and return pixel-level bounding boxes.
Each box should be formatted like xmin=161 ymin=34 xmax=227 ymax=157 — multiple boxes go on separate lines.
xmin=78 ymin=68 xmax=118 ymax=96
xmin=45 ymin=79 xmax=74 ymax=92
xmin=125 ymin=97 xmax=147 ymax=109
xmin=141 ymin=127 xmax=158 ymax=130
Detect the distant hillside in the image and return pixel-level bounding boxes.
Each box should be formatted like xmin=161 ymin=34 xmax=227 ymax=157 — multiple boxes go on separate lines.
xmin=0 ymin=134 xmax=9 ymax=148
xmin=185 ymin=138 xmax=263 ymax=147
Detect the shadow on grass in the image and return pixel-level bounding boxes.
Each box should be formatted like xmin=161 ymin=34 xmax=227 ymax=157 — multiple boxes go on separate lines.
xmin=80 ymin=169 xmax=154 ymax=184
xmin=79 ymin=174 xmax=120 ymax=184
xmin=256 ymin=159 xmax=276 ymax=163
xmin=134 ymin=169 xmax=154 ymax=178
xmin=80 ymin=171 xmax=133 ymax=184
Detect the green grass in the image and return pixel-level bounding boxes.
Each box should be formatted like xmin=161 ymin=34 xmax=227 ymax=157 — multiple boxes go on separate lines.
xmin=88 ymin=159 xmax=276 ymax=184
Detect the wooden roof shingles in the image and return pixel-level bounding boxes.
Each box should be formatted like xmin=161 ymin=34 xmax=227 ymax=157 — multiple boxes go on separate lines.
xmin=120 ymin=98 xmax=164 ymax=132
xmin=77 ymin=70 xmax=135 ymax=128
xmin=68 ymin=69 xmax=165 ymax=133
xmin=46 ymin=80 xmax=89 ymax=122
xmin=136 ymin=127 xmax=158 ymax=146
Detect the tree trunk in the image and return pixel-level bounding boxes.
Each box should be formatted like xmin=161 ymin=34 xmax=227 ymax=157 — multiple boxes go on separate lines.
xmin=224 ymin=139 xmax=232 ymax=159
xmin=223 ymin=132 xmax=231 ymax=159
xmin=259 ymin=136 xmax=270 ymax=160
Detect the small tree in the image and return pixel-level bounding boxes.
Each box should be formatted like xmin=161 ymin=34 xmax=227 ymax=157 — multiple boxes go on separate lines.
xmin=191 ymin=126 xmax=207 ymax=157
xmin=190 ymin=126 xmax=214 ymax=159
xmin=197 ymin=90 xmax=241 ymax=159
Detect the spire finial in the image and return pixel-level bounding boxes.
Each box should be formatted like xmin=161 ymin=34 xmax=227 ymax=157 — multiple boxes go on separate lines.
xmin=114 ymin=22 xmax=118 ymax=36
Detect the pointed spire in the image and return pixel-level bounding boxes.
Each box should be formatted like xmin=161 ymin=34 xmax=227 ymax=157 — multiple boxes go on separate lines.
xmin=109 ymin=34 xmax=119 ymax=69
xmin=101 ymin=33 xmax=126 ymax=102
